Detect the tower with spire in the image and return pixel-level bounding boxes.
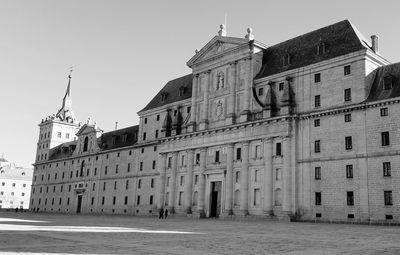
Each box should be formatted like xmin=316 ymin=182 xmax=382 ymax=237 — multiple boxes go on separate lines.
xmin=35 ymin=71 xmax=80 ymax=163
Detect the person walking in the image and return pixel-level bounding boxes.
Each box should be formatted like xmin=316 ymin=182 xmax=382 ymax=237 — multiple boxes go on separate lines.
xmin=164 ymin=208 xmax=168 ymax=219
xmin=159 ymin=209 xmax=164 ymax=219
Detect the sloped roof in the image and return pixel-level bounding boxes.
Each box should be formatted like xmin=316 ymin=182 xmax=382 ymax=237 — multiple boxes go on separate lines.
xmin=255 ymin=20 xmax=369 ymax=79
xmin=366 ymin=62 xmax=400 ymax=102
xmin=48 ymin=140 xmax=77 ymax=161
xmin=98 ymin=125 xmax=139 ymax=151
xmin=140 ymin=74 xmax=193 ymax=112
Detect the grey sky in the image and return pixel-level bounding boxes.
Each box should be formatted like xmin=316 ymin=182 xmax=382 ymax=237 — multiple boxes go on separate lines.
xmin=1 ymin=0 xmax=399 ymax=167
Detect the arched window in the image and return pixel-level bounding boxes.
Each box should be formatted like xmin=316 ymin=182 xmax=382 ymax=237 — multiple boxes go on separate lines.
xmin=234 ymin=189 xmax=240 ymax=206
xmin=80 ymin=160 xmax=85 ymax=177
xmin=83 ymin=137 xmax=89 ymax=152
xmin=165 ymin=192 xmax=169 ymax=206
xmin=193 ymin=191 xmax=198 ymax=206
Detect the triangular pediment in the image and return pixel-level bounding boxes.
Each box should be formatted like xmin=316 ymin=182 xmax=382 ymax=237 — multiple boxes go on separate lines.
xmin=76 ymin=124 xmax=103 ymax=137
xmin=187 ymin=36 xmax=250 ymax=67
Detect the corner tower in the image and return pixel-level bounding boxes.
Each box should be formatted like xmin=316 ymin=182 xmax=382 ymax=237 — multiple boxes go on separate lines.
xmin=35 ymin=73 xmax=80 ymax=163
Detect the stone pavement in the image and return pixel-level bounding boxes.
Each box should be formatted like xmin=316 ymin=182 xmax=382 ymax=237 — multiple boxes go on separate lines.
xmin=0 ymin=212 xmax=399 ymax=254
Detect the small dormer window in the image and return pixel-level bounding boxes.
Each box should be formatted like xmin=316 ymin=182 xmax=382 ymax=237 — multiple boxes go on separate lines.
xmin=122 ymin=134 xmax=127 ymax=143
xmin=161 ymin=92 xmax=167 ymax=102
xmin=179 ymin=87 xmax=185 ymax=97
xmin=383 ymin=75 xmax=393 ymax=90
xmin=317 ymin=42 xmax=326 ymax=55
xmin=283 ymin=53 xmax=290 ymax=66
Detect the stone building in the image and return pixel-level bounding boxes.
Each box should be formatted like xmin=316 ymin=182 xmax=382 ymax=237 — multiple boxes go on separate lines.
xmin=30 ymin=20 xmax=400 ymax=222
xmin=0 ymin=157 xmax=33 ymax=209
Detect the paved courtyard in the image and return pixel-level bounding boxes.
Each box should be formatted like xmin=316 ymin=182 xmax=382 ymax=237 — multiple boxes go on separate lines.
xmin=0 ymin=212 xmax=399 ymax=255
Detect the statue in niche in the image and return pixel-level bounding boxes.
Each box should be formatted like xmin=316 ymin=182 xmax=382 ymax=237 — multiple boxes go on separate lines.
xmin=216 ymin=72 xmax=224 ymax=90
xmin=215 ymin=99 xmax=224 ymax=119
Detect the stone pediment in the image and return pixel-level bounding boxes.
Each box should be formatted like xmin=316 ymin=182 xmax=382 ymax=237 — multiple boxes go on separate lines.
xmin=75 ymin=124 xmax=103 ymax=137
xmin=187 ymin=36 xmax=250 ymax=67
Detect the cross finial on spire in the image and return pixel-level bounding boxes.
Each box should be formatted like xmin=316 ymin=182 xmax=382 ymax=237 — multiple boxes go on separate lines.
xmin=69 ymin=66 xmax=73 ymax=79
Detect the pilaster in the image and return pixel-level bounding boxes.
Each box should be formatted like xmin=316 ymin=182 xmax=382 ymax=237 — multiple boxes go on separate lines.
xmin=184 ymin=149 xmax=194 ymax=214
xmin=239 ymin=141 xmax=249 ymax=215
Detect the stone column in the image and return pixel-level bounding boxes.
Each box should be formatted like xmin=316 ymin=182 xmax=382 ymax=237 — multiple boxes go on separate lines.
xmin=282 ymin=136 xmax=292 ymax=213
xmin=199 ymin=71 xmax=211 ymax=130
xmin=188 ymin=74 xmax=198 ymax=132
xmin=263 ymin=138 xmax=273 ymax=214
xmin=197 ymin=148 xmax=207 ymax=217
xmin=184 ymin=149 xmax=194 ymax=213
xmin=168 ymin=152 xmax=178 ymax=213
xmin=225 ymin=143 xmax=234 ymax=214
xmin=240 ymin=58 xmax=252 ymax=122
xmin=157 ymin=153 xmax=167 ymax=211
xmin=226 ymin=62 xmax=237 ymax=125
xmin=239 ymin=141 xmax=249 ymax=215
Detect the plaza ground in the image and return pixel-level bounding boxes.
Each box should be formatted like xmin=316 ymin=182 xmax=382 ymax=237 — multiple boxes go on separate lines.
xmin=0 ymin=212 xmax=399 ymax=254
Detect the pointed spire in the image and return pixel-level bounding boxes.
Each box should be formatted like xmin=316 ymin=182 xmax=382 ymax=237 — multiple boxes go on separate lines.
xmin=55 ymin=68 xmax=76 ymax=123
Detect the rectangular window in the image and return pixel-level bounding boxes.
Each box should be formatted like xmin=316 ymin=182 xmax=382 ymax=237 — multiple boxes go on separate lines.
xmin=105 ymin=166 xmax=108 ymax=175
xmin=344 ymin=88 xmax=351 ymax=102
xmin=215 ymin=150 xmax=220 ymax=163
xmin=178 ymin=192 xmax=183 ymax=206
xmin=235 ymin=171 xmax=240 ymax=183
xmin=315 ymin=95 xmax=321 ymax=108
xmin=194 ymin=175 xmax=198 ymax=185
xmin=347 ymin=191 xmax=354 ymax=206
xmin=124 ymin=196 xmax=128 ymax=205
xmin=138 ymin=179 xmax=141 ymax=189
xmin=187 ymin=106 xmax=191 ymax=113
xmin=126 ymin=180 xmax=129 ymax=189
xmin=380 ymin=107 xmax=388 ymax=117
xmin=315 ymin=192 xmax=321 ymax=205
xmin=151 ymin=178 xmax=154 ymax=188
xmin=279 ymin=82 xmax=284 ymax=91
xmin=314 ymin=73 xmax=321 ymax=83
xmin=384 ymin=191 xmax=392 ymax=206
xmin=346 ymin=165 xmax=353 ymax=178
xmin=144 ymin=118 xmax=147 ymax=124
xmin=168 ymin=157 xmax=172 ymax=168
xmin=345 ymin=136 xmax=352 ymax=150
xmin=156 ymin=115 xmax=160 ymax=121
xmin=137 ymin=196 xmax=141 ymax=205
xmin=103 ymin=182 xmax=106 ymax=191
xmin=127 ymin=163 xmax=131 ymax=173
xmin=181 ymin=155 xmax=185 ymax=166
xmin=344 ymin=114 xmax=351 ymax=122
xmin=254 ymin=189 xmax=260 ymax=206
xmin=143 ymin=132 xmax=146 ymax=141
xmin=140 ymin=162 xmax=143 ymax=171
xmin=113 ymin=196 xmax=116 ymax=205
xmin=381 ymin=132 xmax=390 ymax=146
xmin=383 ymin=162 xmax=391 ymax=177
xmin=315 ymin=166 xmax=321 ymax=180
xmin=276 ymin=142 xmax=282 ymax=156
xmin=101 ymin=197 xmax=105 ymax=205
xmin=57 ymin=132 xmax=61 ymax=138
xmin=254 ymin=169 xmax=260 ymax=182
xmin=152 ymin=160 xmax=156 ymax=169
xmin=155 ymin=130 xmax=159 ymax=138
xmin=314 ymin=119 xmax=320 ymax=127
xmin=115 ymin=164 xmax=119 ymax=174
xmin=314 ymin=140 xmax=321 ymax=153
xmin=94 ymin=168 xmax=97 ymax=176
xmin=236 ymin=148 xmax=242 ymax=160
xmin=150 ymin=195 xmax=153 ymax=205
xmin=167 ymin=177 xmax=170 ymax=187
xmin=180 ymin=176 xmax=184 ymax=186
xmin=258 ymin=87 xmax=263 ymax=96
xmin=344 ymin=65 xmax=351 ymax=75
xmin=195 ymin=153 xmax=200 ymax=165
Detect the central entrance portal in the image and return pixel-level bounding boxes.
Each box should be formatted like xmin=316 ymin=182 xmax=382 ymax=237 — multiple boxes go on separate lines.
xmin=76 ymin=195 xmax=82 ymax=213
xmin=210 ymin=181 xmax=222 ymax=218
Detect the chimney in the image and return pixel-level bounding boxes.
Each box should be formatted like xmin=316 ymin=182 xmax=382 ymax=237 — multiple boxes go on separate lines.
xmin=115 ymin=121 xmax=118 ymax=130
xmin=371 ymin=35 xmax=378 ymax=52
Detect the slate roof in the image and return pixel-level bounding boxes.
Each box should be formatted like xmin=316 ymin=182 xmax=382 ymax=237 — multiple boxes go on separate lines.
xmin=255 ymin=20 xmax=369 ymax=79
xmin=98 ymin=125 xmax=139 ymax=150
xmin=140 ymin=74 xmax=193 ymax=112
xmin=366 ymin=62 xmax=400 ymax=102
xmin=48 ymin=140 xmax=77 ymax=161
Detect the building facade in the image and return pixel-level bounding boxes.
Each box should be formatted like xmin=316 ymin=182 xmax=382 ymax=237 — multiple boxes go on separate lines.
xmin=0 ymin=157 xmax=33 ymax=209
xmin=30 ymin=20 xmax=400 ymax=222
